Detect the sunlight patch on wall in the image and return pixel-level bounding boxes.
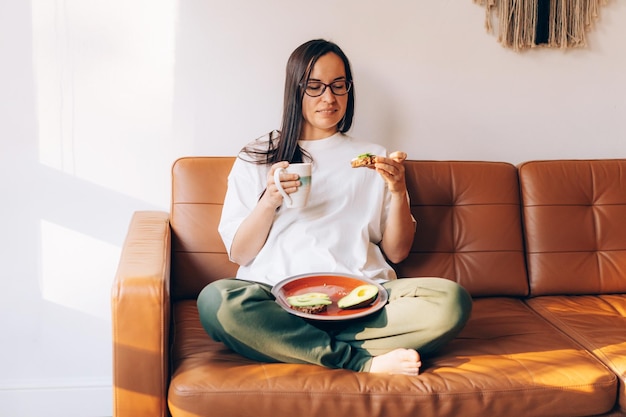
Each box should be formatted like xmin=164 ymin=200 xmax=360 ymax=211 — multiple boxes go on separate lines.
xmin=31 ymin=0 xmax=177 ymax=208
xmin=39 ymin=219 xmax=120 ymax=320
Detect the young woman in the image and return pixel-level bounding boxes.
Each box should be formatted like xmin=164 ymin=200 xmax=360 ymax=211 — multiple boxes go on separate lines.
xmin=197 ymin=39 xmax=472 ymax=375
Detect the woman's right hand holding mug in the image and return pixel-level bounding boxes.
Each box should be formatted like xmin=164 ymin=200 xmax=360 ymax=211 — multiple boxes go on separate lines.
xmin=263 ymin=161 xmax=300 ymax=209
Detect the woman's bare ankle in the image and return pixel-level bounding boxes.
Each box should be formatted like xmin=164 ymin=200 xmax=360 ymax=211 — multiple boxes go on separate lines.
xmin=369 ymin=348 xmax=421 ymax=375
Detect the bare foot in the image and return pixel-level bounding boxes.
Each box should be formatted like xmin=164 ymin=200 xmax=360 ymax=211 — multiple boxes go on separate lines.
xmin=369 ymin=348 xmax=421 ymax=375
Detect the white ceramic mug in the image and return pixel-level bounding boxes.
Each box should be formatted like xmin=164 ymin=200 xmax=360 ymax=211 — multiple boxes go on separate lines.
xmin=273 ymin=163 xmax=312 ymax=208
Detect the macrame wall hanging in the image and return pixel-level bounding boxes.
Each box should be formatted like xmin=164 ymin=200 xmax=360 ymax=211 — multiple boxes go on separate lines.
xmin=474 ymin=0 xmax=608 ymax=51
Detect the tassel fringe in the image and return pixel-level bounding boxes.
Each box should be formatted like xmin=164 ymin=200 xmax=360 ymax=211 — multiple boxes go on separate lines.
xmin=474 ymin=0 xmax=607 ymax=50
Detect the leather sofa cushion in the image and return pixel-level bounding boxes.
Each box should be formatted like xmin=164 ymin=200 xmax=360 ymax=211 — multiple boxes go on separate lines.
xmin=519 ymin=159 xmax=626 ymax=296
xmin=168 ymin=298 xmax=617 ymax=417
xmin=170 ymin=157 xmax=238 ymax=301
xmin=396 ymin=161 xmax=528 ymax=297
xmin=518 ymin=158 xmax=626 ymax=415
xmin=527 ymin=295 xmax=626 ymax=412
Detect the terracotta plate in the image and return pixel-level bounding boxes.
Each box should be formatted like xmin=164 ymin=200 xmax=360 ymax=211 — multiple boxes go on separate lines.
xmin=271 ymin=273 xmax=388 ymax=321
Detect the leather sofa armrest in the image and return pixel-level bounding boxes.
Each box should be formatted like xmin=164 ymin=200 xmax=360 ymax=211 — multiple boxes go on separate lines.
xmin=111 ymin=211 xmax=171 ymax=417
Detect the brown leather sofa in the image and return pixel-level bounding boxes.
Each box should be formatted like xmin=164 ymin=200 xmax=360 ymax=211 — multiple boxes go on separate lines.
xmin=112 ymin=157 xmax=626 ymax=417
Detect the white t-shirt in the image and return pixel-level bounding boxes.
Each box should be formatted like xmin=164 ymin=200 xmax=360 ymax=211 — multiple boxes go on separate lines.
xmin=218 ymin=132 xmax=397 ymax=286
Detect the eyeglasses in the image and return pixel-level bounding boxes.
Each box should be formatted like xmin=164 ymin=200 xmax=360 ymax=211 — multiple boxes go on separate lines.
xmin=301 ymin=80 xmax=352 ymax=97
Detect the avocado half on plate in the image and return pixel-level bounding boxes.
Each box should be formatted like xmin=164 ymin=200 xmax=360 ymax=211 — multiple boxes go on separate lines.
xmin=338 ymin=284 xmax=379 ymax=309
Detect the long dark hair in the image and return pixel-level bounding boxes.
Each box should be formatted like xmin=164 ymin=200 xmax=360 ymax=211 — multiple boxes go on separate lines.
xmin=242 ymin=39 xmax=355 ymax=165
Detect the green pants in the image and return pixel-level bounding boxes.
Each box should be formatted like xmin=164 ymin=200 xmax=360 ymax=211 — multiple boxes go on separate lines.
xmin=197 ymin=277 xmax=472 ymax=372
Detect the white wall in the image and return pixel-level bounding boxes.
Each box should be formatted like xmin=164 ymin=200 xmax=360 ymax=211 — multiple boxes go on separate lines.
xmin=1 ymin=1 xmax=624 ymax=416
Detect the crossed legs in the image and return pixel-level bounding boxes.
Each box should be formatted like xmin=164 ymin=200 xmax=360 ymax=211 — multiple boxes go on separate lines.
xmin=197 ymin=277 xmax=472 ymax=374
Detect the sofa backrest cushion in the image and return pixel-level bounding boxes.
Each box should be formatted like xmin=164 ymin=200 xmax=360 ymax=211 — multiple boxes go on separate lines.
xmin=519 ymin=159 xmax=626 ymax=296
xmin=396 ymin=161 xmax=529 ymax=297
xmin=170 ymin=157 xmax=529 ymax=300
xmin=171 ymin=157 xmax=238 ymax=301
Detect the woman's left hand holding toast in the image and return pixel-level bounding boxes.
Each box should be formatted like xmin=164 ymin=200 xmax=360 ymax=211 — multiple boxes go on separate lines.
xmin=374 ymin=151 xmax=408 ymax=194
